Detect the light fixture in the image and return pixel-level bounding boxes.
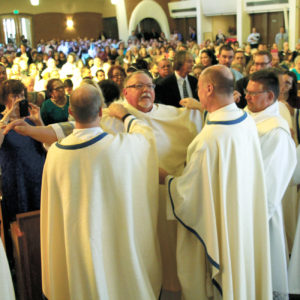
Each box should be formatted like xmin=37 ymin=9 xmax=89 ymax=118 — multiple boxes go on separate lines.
xmin=30 ymin=0 xmax=39 ymax=6
xmin=66 ymin=18 xmax=74 ymax=30
xmin=111 ymin=0 xmax=117 ymax=4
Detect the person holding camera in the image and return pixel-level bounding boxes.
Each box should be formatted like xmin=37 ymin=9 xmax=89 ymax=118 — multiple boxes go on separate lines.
xmin=0 ymin=79 xmax=46 ymax=264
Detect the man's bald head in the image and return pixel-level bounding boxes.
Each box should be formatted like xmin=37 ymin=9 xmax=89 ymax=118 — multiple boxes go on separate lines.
xmin=200 ymin=65 xmax=234 ymax=96
xmin=70 ymin=84 xmax=103 ymax=124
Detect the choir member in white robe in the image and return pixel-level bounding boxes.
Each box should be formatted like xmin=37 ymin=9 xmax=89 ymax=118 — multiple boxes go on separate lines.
xmin=244 ymin=70 xmax=296 ymax=299
xmin=41 ymin=84 xmax=162 ymax=300
xmin=159 ymin=65 xmax=272 ymax=300
xmin=5 ymin=71 xmax=203 ymax=300
xmin=0 ymin=239 xmax=15 ymax=300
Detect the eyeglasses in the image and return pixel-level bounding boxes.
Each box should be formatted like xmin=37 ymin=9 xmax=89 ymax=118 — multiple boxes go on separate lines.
xmin=254 ymin=62 xmax=270 ymax=67
xmin=244 ymin=89 xmax=269 ymax=96
xmin=126 ymin=83 xmax=156 ymax=90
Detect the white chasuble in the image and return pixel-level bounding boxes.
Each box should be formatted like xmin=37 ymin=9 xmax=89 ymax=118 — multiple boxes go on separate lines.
xmin=246 ymin=102 xmax=297 ymax=298
xmin=50 ymin=102 xmax=202 ymax=292
xmin=41 ymin=119 xmax=162 ymax=300
xmin=166 ymin=104 xmax=272 ymax=300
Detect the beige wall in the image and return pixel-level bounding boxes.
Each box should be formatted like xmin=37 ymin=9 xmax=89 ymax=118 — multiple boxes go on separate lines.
xmin=0 ymin=0 xmax=115 ymax=18
xmin=32 ymin=12 xmax=103 ymax=45
xmin=211 ymin=15 xmax=236 ymax=38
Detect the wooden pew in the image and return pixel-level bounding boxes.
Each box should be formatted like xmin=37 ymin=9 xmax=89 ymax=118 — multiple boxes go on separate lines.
xmin=10 ymin=210 xmax=42 ymax=300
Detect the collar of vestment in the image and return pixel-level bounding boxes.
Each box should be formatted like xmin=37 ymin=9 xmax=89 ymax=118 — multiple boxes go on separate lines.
xmin=206 ymin=103 xmax=247 ymax=125
xmin=245 ymin=101 xmax=290 ymax=134
xmin=244 ymin=101 xmax=279 ymax=124
xmin=56 ymin=127 xmax=107 ymax=150
xmin=123 ymin=99 xmax=159 ymax=117
xmin=123 ymin=99 xmax=195 ymax=123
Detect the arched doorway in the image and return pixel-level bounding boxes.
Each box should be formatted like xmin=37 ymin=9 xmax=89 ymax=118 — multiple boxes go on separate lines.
xmin=136 ymin=18 xmax=161 ymax=40
xmin=128 ymin=0 xmax=170 ymax=39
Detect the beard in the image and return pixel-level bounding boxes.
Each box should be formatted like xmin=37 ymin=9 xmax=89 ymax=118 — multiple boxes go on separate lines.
xmin=138 ymin=93 xmax=153 ymax=110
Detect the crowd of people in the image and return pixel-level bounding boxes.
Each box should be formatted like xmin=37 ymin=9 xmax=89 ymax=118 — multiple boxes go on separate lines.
xmin=0 ymin=30 xmax=300 ymax=300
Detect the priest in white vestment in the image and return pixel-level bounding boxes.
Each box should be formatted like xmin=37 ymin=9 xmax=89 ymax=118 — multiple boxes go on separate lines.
xmin=160 ymin=65 xmax=272 ymax=300
xmin=0 ymin=239 xmax=15 ymax=300
xmin=244 ymin=69 xmax=296 ymax=299
xmin=41 ymin=84 xmax=162 ymax=300
xmin=288 ymin=145 xmax=300 ymax=295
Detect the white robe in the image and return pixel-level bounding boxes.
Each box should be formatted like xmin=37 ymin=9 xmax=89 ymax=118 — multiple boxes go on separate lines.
xmin=166 ymin=103 xmax=272 ymax=300
xmin=288 ymin=204 xmax=300 ymax=294
xmin=41 ymin=117 xmax=162 ymax=300
xmin=0 ymin=240 xmax=15 ymax=300
xmin=246 ymin=101 xmax=297 ymax=297
xmin=282 ymin=107 xmax=299 ymax=253
xmin=50 ymin=102 xmax=202 ymax=291
xmin=288 ymin=144 xmax=300 ymax=294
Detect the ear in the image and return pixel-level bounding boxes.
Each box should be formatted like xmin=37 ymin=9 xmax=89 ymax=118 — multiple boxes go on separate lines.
xmin=206 ymin=82 xmax=214 ymax=96
xmin=99 ymin=107 xmax=102 ymax=117
xmin=268 ymin=90 xmax=275 ymax=103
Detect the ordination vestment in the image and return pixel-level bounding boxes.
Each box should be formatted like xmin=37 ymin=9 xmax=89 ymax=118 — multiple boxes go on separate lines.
xmin=246 ymin=101 xmax=296 ymax=298
xmin=0 ymin=240 xmax=15 ymax=300
xmin=41 ymin=117 xmax=162 ymax=300
xmin=50 ymin=101 xmax=202 ymax=291
xmin=288 ymin=144 xmax=300 ymax=294
xmin=165 ymin=103 xmax=272 ymax=300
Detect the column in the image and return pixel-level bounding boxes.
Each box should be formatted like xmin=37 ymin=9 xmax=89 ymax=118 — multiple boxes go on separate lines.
xmin=289 ymin=0 xmax=299 ymax=50
xmin=113 ymin=0 xmax=129 ymax=42
xmin=236 ymin=0 xmax=251 ymax=46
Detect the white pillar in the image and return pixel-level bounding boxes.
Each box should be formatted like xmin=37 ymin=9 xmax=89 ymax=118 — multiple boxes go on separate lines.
xmin=289 ymin=0 xmax=299 ymax=49
xmin=113 ymin=0 xmax=129 ymax=42
xmin=196 ymin=0 xmax=202 ymax=44
xmin=236 ymin=0 xmax=250 ymax=46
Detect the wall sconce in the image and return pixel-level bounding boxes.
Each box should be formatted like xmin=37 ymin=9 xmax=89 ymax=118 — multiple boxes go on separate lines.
xmin=66 ymin=18 xmax=74 ymax=30
xmin=30 ymin=0 xmax=39 ymax=5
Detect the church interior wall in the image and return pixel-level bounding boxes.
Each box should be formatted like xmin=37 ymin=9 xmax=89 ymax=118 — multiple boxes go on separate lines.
xmin=32 ymin=12 xmax=103 ymax=46
xmin=211 ymin=15 xmax=236 ymax=39
xmin=0 ymin=0 xmax=114 ymax=15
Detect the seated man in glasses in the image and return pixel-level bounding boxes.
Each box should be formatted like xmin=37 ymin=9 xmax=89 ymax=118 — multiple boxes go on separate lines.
xmin=235 ymin=50 xmax=272 ymax=108
xmin=244 ymin=69 xmax=296 ymax=299
xmin=4 ymin=70 xmax=202 ymax=300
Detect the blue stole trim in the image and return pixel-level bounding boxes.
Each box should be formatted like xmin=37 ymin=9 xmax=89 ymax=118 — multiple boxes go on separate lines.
xmin=207 ymin=111 xmax=247 ymax=125
xmin=204 ymin=110 xmax=208 ymax=123
xmin=55 ymin=132 xmax=108 ymax=150
xmin=296 ymin=109 xmax=300 ymax=145
xmin=127 ymin=117 xmax=136 ymax=132
xmin=167 ymin=177 xmax=222 ymax=296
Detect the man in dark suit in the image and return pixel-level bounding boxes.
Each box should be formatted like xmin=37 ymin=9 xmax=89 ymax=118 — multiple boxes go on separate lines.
xmin=155 ymin=50 xmax=198 ymax=107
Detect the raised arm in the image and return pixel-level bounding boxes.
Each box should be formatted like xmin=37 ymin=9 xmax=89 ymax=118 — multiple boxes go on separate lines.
xmin=3 ymin=120 xmax=58 ymax=145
